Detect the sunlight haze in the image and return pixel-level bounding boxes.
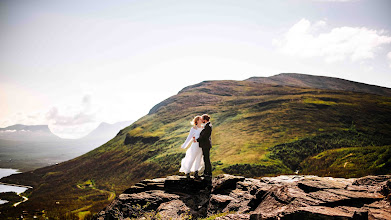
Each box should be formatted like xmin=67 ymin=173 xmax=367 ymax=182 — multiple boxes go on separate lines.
xmin=1 ymin=0 xmax=390 ymax=138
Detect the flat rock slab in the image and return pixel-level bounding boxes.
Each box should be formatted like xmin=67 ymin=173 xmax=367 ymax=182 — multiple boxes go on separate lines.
xmin=298 ymin=177 xmax=352 ymax=192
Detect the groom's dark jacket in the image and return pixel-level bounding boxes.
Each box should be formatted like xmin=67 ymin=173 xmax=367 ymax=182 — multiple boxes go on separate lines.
xmin=197 ymin=122 xmax=212 ymax=149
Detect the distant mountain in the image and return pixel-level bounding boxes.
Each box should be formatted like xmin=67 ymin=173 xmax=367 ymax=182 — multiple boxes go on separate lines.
xmin=1 ymin=124 xmax=50 ymax=131
xmin=0 ymin=124 xmax=61 ymax=141
xmin=247 ymin=73 xmax=391 ymax=97
xmin=0 ymin=121 xmax=134 ymax=171
xmin=2 ymin=73 xmax=390 ymax=218
xmin=80 ymin=121 xmax=133 ymax=142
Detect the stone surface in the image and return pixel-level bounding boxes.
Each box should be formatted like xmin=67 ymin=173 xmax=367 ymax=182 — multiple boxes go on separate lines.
xmin=215 ymin=214 xmax=250 ymax=220
xmin=212 ymin=174 xmax=245 ymax=194
xmin=381 ymin=179 xmax=391 ymax=202
xmin=156 ymin=200 xmax=191 ymax=219
xmin=96 ymin=174 xmax=391 ymax=220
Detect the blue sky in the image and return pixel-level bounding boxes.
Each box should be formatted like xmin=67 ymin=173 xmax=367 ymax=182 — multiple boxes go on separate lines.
xmin=1 ymin=0 xmax=390 ymax=138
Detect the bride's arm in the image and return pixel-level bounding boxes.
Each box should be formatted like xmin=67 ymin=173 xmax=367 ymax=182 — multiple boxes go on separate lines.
xmin=181 ymin=127 xmax=195 ymax=149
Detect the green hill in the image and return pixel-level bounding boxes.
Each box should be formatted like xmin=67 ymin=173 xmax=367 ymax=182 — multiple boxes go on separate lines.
xmin=1 ymin=74 xmax=391 ymax=219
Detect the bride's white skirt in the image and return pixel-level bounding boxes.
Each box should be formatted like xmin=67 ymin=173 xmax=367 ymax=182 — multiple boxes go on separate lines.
xmin=179 ymin=142 xmax=204 ymax=174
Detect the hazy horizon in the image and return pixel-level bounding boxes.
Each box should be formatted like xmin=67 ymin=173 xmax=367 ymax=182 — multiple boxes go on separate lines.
xmin=1 ymin=0 xmax=391 ymax=138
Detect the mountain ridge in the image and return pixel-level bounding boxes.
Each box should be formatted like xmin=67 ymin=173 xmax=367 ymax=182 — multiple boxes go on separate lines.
xmin=246 ymin=73 xmax=391 ymax=97
xmin=0 ymin=124 xmax=52 ymax=131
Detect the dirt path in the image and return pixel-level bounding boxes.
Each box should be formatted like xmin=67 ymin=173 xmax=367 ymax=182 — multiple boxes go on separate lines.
xmin=13 ymin=194 xmax=28 ymax=207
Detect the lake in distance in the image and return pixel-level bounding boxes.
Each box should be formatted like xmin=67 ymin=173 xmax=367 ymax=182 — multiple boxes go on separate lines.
xmin=0 ymin=168 xmax=28 ymax=204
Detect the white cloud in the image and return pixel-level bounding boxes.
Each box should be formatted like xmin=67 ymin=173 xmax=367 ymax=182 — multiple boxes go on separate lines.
xmin=45 ymin=94 xmax=95 ymax=126
xmin=46 ymin=107 xmax=95 ymax=126
xmin=0 ymin=111 xmax=47 ymax=128
xmin=273 ymin=18 xmax=391 ymax=63
xmin=45 ymin=94 xmax=100 ymax=139
xmin=388 ymin=52 xmax=391 ymax=68
xmin=0 ymin=130 xmax=17 ymax=133
xmin=314 ymin=20 xmax=327 ymax=29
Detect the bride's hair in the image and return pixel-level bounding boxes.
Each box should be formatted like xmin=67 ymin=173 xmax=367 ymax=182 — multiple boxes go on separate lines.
xmin=190 ymin=115 xmax=201 ymax=126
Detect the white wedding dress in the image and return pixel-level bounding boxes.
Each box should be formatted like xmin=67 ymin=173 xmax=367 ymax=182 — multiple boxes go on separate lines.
xmin=179 ymin=126 xmax=204 ymax=174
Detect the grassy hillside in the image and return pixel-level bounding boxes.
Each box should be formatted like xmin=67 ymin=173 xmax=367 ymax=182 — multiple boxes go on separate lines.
xmin=1 ymin=77 xmax=391 ymax=218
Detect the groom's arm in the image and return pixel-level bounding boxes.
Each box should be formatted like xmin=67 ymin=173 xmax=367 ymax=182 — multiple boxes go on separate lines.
xmin=197 ymin=125 xmax=211 ymax=143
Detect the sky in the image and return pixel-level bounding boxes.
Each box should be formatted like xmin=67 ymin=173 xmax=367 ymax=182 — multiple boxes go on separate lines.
xmin=1 ymin=0 xmax=390 ymax=138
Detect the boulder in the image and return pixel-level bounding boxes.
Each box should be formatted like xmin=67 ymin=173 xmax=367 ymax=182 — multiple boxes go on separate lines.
xmin=212 ymin=174 xmax=245 ymax=194
xmin=208 ymin=194 xmax=235 ymax=214
xmin=156 ymin=200 xmax=191 ymax=219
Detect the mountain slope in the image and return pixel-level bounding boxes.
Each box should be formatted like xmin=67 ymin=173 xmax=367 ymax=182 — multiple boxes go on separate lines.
xmin=247 ymin=73 xmax=391 ymax=97
xmin=1 ymin=74 xmax=391 ymax=218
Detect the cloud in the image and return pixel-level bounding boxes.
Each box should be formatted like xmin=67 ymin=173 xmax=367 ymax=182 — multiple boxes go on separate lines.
xmin=45 ymin=94 xmax=100 ymax=139
xmin=0 ymin=130 xmax=17 ymax=133
xmin=0 ymin=94 xmax=99 ymax=138
xmin=45 ymin=94 xmax=96 ymax=126
xmin=388 ymin=52 xmax=391 ymax=68
xmin=46 ymin=107 xmax=95 ymax=126
xmin=0 ymin=111 xmax=47 ymax=128
xmin=273 ymin=19 xmax=391 ymax=63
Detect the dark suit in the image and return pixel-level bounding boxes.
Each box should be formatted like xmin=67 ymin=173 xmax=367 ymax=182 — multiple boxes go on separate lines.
xmin=197 ymin=122 xmax=212 ymax=175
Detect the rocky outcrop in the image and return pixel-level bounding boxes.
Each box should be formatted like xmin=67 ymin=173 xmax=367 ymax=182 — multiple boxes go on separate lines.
xmin=97 ymin=174 xmax=391 ymax=220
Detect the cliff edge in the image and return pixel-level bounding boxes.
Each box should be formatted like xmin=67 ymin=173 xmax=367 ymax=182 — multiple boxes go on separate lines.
xmin=97 ymin=174 xmax=391 ymax=219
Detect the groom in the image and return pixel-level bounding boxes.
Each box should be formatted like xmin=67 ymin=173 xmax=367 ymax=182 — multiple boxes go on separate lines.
xmin=194 ymin=114 xmax=212 ymax=179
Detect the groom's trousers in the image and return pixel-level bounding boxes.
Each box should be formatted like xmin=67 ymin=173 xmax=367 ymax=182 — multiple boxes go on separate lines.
xmin=202 ymin=147 xmax=212 ymax=175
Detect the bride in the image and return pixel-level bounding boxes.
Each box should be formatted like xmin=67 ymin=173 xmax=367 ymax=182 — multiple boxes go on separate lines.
xmin=179 ymin=115 xmax=204 ymax=179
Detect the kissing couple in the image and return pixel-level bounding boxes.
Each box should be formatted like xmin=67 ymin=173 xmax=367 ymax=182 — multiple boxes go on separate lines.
xmin=179 ymin=114 xmax=212 ymax=180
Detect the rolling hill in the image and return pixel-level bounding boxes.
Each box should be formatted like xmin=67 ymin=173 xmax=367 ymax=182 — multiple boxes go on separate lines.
xmin=1 ymin=73 xmax=391 ymax=219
